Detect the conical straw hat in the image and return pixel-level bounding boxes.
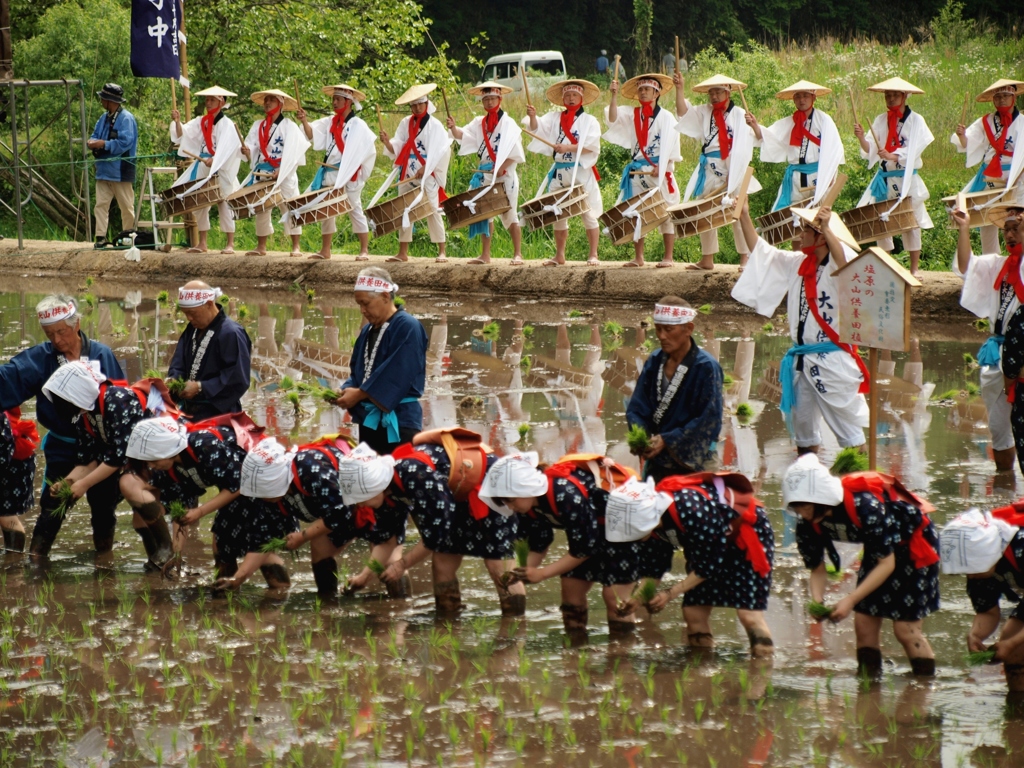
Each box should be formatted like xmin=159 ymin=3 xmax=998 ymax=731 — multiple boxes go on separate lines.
xmin=620 ymin=73 xmax=674 ymax=101
xmin=776 ymin=80 xmax=831 ymax=99
xmin=791 ymin=207 xmax=861 ymax=252
xmin=395 ymin=83 xmax=437 ymax=105
xmin=986 ymin=204 xmax=1024 ymax=229
xmin=977 ymin=79 xmax=1024 ymax=103
xmin=468 ymin=81 xmax=513 ymax=96
xmin=544 ymin=79 xmax=601 ymax=106
xmin=251 ymin=89 xmax=298 ymax=111
xmin=691 ymin=74 xmax=747 ymax=93
xmin=320 ymin=83 xmax=367 ymax=101
xmin=194 ymin=86 xmax=236 ymax=99
xmin=867 ymin=77 xmax=924 ymax=95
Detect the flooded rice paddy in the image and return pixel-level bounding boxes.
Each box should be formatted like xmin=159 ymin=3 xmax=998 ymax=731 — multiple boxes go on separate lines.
xmin=0 ymin=281 xmax=1020 ymax=767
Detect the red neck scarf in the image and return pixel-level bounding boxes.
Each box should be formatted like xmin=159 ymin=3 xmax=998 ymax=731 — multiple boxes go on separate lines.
xmin=559 ymin=103 xmax=581 ymax=146
xmin=711 ymin=99 xmax=732 ymax=159
xmin=789 ymin=109 xmax=821 ymax=148
xmin=983 ymin=107 xmax=1017 ymax=178
xmin=634 ymin=101 xmax=656 ymax=154
xmin=481 ymin=103 xmax=502 ymax=163
xmin=258 ymin=105 xmax=282 ymax=168
xmin=798 ymin=248 xmax=871 ymax=393
xmin=395 ymin=112 xmax=428 ymax=180
xmin=995 ymin=242 xmax=1024 ymax=303
xmin=330 ymin=105 xmax=350 ymax=156
xmin=200 ymin=106 xmax=220 ymax=155
xmin=884 ymin=105 xmax=904 ymax=153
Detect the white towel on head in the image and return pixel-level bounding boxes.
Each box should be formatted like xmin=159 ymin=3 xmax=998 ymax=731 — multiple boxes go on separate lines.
xmin=126 ymin=417 xmax=187 ymax=461
xmin=940 ymin=508 xmax=1019 ymax=575
xmin=478 ymin=452 xmax=548 ymax=517
xmin=782 ymin=453 xmax=843 ymax=511
xmin=240 ymin=438 xmax=296 ymax=499
xmin=336 ymin=443 xmax=396 ymax=505
xmin=41 ymin=360 xmax=107 ymax=410
xmin=606 ymin=477 xmax=671 ymax=542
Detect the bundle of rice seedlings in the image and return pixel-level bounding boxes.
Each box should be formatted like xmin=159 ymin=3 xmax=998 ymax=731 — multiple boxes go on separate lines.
xmin=52 ymin=480 xmax=77 ymax=519
xmin=831 ymin=447 xmax=868 ymax=475
xmin=603 ymin=321 xmax=623 ymax=338
xmin=736 ymin=403 xmax=753 ymax=419
xmin=967 ymin=649 xmax=997 ymax=666
xmin=522 ymin=325 xmax=534 ymax=338
xmin=166 ymin=378 xmax=186 ymax=399
xmin=517 ymin=423 xmax=531 ymax=442
xmin=144 ymin=369 xmax=162 ymax=380
xmin=260 ymin=538 xmax=289 ymax=554
xmin=368 ymin=559 xmax=386 ymax=577
xmin=698 ymin=304 xmax=712 ymax=315
xmin=481 ymin=321 xmax=501 ymax=341
xmin=286 ymin=391 xmax=302 ymax=417
xmin=237 ymin=305 xmax=251 ymax=321
xmin=635 ymin=579 xmax=658 ymax=604
xmin=320 ymin=388 xmax=338 ymax=403
xmin=514 ymin=539 xmax=530 ymax=568
xmin=806 ymin=601 xmax=833 ymax=619
xmin=156 ymin=290 xmax=169 ymax=304
xmin=167 ymin=500 xmax=188 ymax=522
xmin=279 ymin=375 xmax=296 ymax=391
xmin=627 ymin=424 xmax=650 ymax=453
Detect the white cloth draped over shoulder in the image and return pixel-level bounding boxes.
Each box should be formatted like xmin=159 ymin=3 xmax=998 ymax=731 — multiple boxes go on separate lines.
xmin=675 ymin=100 xmax=762 ymax=201
xmin=453 ymin=111 xmax=525 ymax=210
xmin=242 ymin=117 xmax=310 ymax=196
xmin=954 ymin=248 xmax=1023 ymax=324
xmin=757 ymin=108 xmax=844 ymax=207
xmin=602 ymin=104 xmax=681 ymax=206
xmin=522 ymin=109 xmax=601 ymax=198
xmin=951 ymin=112 xmax=1024 ymax=205
xmin=857 ymin=109 xmax=934 ymax=228
xmin=380 ymin=113 xmax=452 ymax=227
xmin=309 ymin=114 xmax=377 ymax=190
xmin=169 ymin=115 xmax=242 ymax=198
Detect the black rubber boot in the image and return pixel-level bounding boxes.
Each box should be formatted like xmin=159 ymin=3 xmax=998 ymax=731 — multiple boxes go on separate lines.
xmin=215 ymin=559 xmax=238 ymax=579
xmin=2 ymin=529 xmax=26 ymax=554
xmin=385 ymin=572 xmax=413 ymax=599
xmin=93 ymin=528 xmax=115 ymax=555
xmin=608 ymin=619 xmax=637 ymax=635
xmin=29 ymin=517 xmax=61 ymax=559
xmin=136 ymin=501 xmax=164 ymax=524
xmin=499 ymin=593 xmax=527 ymax=616
xmin=135 ymin=526 xmax=160 ymax=572
xmin=748 ymin=631 xmax=775 ymax=656
xmin=910 ymin=657 xmax=936 ymax=677
xmin=260 ymin=563 xmax=291 ymax=589
xmin=434 ymin=578 xmax=463 ymax=614
xmin=147 ymin=516 xmax=174 ymax=569
xmin=312 ymin=558 xmax=339 ymax=597
xmin=857 ymin=647 xmax=884 ymax=681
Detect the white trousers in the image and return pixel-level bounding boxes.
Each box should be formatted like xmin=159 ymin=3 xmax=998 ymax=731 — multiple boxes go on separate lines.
xmin=981 ymin=363 xmax=1015 ymax=452
xmin=194 ymin=200 xmax=236 ymax=233
xmin=790 ymin=359 xmax=868 ymax=449
xmin=878 ymin=227 xmax=922 ymax=252
xmin=321 ymin=184 xmax=369 ymax=235
xmin=255 ymin=174 xmax=301 ymax=237
xmin=699 ymin=220 xmax=750 ymax=256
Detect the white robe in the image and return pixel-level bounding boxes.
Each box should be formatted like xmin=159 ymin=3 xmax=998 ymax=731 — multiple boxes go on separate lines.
xmin=732 ymin=238 xmax=868 ymax=421
xmin=523 ymin=109 xmax=602 ymax=198
xmin=951 ymin=112 xmax=1024 ymax=204
xmin=242 ymin=116 xmax=310 ymax=197
xmin=603 ymin=103 xmax=681 ymax=205
xmin=757 ymin=108 xmax=844 ymax=209
xmin=381 ymin=113 xmax=451 ymax=217
xmin=857 ymin=107 xmax=933 ymax=229
xmin=675 ymin=100 xmax=762 ymax=201
xmin=308 ymin=114 xmax=377 ymax=192
xmin=169 ymin=114 xmax=242 ymax=198
xmin=453 ymin=111 xmax=524 ymax=211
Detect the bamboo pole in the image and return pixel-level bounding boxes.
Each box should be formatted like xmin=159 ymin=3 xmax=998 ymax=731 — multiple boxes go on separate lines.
xmin=613 ymin=55 xmax=620 ymax=82
xmin=523 ymin=129 xmax=557 ymax=150
xmin=178 ymin=8 xmax=191 ymax=119
xmin=960 ymin=90 xmax=970 ymax=127
xmin=674 ymin=36 xmax=681 ymax=75
xmin=849 ymin=88 xmax=882 ymax=150
xmin=440 ymin=87 xmax=451 ymax=119
xmin=293 ymin=79 xmax=302 ymax=112
xmin=374 ymin=104 xmax=384 ymax=134
xmin=521 ymin=66 xmax=532 ymax=108
xmin=737 ymin=85 xmax=749 ymax=112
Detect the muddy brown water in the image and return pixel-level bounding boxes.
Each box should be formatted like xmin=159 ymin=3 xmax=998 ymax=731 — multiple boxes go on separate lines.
xmin=0 ymin=284 xmax=1019 ymax=767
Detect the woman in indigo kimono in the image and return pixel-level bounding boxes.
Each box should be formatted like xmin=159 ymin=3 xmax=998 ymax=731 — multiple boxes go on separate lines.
xmin=334 ymin=268 xmax=427 ymax=455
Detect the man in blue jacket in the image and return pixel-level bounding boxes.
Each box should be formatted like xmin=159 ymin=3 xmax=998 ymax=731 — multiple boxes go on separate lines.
xmin=87 ymin=83 xmax=138 ymax=248
xmin=0 ymin=295 xmax=124 ymax=557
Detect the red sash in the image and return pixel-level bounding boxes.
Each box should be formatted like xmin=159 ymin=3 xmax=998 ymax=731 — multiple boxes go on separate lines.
xmin=983 ymin=109 xmax=1016 ymax=178
xmin=634 ymin=104 xmax=675 ymax=193
xmin=5 ymin=407 xmax=39 ymax=461
xmin=991 ymin=502 xmax=1024 ymax=570
xmin=395 ymin=114 xmax=428 ymax=180
xmin=712 ymin=100 xmax=731 ymax=159
xmin=481 ymin=106 xmax=501 ymax=164
xmin=884 ymin=106 xmax=903 ymax=153
xmin=994 ymin=243 xmax=1024 ymax=302
xmin=258 ymin=107 xmax=282 ymax=169
xmin=200 ymin=108 xmax=219 ymax=156
xmin=789 ymin=110 xmax=821 ymax=148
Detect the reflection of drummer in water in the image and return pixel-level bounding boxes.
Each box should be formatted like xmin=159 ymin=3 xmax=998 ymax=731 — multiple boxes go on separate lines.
xmin=169 ymin=86 xmax=243 ymax=255
xmin=239 ymin=89 xmax=310 ymax=258
xmin=605 ymin=73 xmax=681 ymax=268
xmin=524 ymin=79 xmax=603 ymax=266
xmin=447 ymin=82 xmax=526 ymax=265
xmin=296 ymin=83 xmax=377 ymax=261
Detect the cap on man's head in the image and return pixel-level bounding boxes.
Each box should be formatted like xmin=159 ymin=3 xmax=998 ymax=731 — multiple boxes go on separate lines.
xmin=96 ymin=83 xmax=125 ymax=103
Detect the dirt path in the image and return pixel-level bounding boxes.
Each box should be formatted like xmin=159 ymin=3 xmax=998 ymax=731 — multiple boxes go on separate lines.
xmin=0 ymin=238 xmax=967 ymax=319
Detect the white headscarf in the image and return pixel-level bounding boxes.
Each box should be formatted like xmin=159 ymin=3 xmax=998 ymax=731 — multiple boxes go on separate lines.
xmin=41 ymin=360 xmax=107 ymax=410
xmin=178 ymin=286 xmax=222 ymax=308
xmin=606 ymin=477 xmax=672 ymax=542
xmin=126 ymin=417 xmax=188 ymax=461
xmin=336 ymin=443 xmax=396 ymax=505
xmin=940 ymin=508 xmax=1019 ymax=575
xmin=478 ymin=452 xmax=548 ymax=517
xmin=782 ymin=453 xmax=844 ymax=511
xmin=239 ymin=438 xmax=297 ymax=499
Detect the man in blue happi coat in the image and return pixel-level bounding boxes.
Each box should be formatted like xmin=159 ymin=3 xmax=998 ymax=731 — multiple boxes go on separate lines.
xmin=334 ymin=268 xmax=427 ymax=455
xmin=0 ymin=295 xmax=124 ymax=557
xmin=87 ymin=83 xmax=137 ymax=248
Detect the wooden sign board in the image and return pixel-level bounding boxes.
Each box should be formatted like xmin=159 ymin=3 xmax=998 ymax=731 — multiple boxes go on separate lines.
xmin=831 ymin=246 xmax=921 ymax=353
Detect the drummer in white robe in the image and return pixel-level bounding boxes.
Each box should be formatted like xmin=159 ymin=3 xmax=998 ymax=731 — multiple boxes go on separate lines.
xmin=296 ymin=83 xmax=377 ymax=261
xmin=379 ymin=83 xmax=452 ymax=263
xmin=853 ymin=77 xmax=933 ymax=277
xmin=240 ymin=89 xmax=310 ymax=257
xmin=446 ymin=81 xmax=526 ymax=265
xmin=745 ymin=80 xmax=844 ymax=213
xmin=953 ymin=79 xmax=1024 ymax=256
xmin=732 ymin=201 xmax=869 ymax=452
xmin=169 ymin=86 xmax=242 ymax=254
xmin=524 ymin=79 xmax=603 ymax=266
xmin=952 ymin=202 xmax=1024 ymax=472
xmin=673 ymin=73 xmax=762 ymax=270
xmin=605 ymin=72 xmax=682 ymax=268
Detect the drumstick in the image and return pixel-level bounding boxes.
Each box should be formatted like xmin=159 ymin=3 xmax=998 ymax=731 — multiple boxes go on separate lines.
xmin=960 ymin=90 xmax=970 ymax=127
xmin=737 ymin=85 xmax=749 ymax=112
xmin=441 ymin=87 xmax=452 ymax=120
xmin=171 ymin=78 xmax=177 ymax=113
xmin=523 ymin=128 xmax=558 ymax=150
xmin=613 ymin=55 xmax=620 ymax=82
xmin=849 ymin=88 xmax=883 ymax=151
xmin=293 ymin=79 xmax=302 ymax=112
xmin=521 ymin=66 xmax=532 ymax=107
xmin=375 ymin=104 xmax=384 ymax=134
xmin=179 ymin=148 xmax=201 ymax=160
xmin=320 ymin=162 xmax=339 ymax=170
xmin=253 ymin=171 xmax=276 ymax=178
xmin=675 ymin=36 xmax=681 ymax=76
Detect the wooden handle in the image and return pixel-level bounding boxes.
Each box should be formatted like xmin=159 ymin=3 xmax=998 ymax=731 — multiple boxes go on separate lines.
xmin=319 ymin=162 xmax=339 ymax=170
xmin=523 ymin=129 xmax=557 ymax=150
xmin=234 ymin=121 xmax=246 ymax=147
xmin=737 ymin=86 xmax=749 ymax=112
xmin=293 ymin=79 xmax=302 ymax=112
xmin=675 ymin=37 xmax=681 ymax=76
xmin=613 ymin=55 xmax=620 ymax=82
xmin=521 ymin=66 xmax=532 ymax=107
xmin=180 ymin=148 xmax=201 ymax=160
xmin=960 ymin=90 xmax=970 ymax=126
xmin=171 ymin=78 xmax=177 ymax=113
xmin=375 ymin=104 xmax=384 ymax=134
xmin=441 ymin=87 xmax=451 ymax=119
xmin=820 ymin=172 xmax=847 ymax=208
xmin=849 ymin=88 xmax=882 ymax=150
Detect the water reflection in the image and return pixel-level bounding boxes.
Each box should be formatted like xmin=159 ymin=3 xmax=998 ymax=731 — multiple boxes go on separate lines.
xmin=0 ymin=284 xmax=1018 ymax=764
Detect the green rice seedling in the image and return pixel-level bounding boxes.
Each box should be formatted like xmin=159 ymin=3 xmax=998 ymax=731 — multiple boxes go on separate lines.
xmin=966 ymin=381 xmax=981 ymax=396
xmin=522 ymin=324 xmax=534 ymax=337
xmin=145 ymin=369 xmax=162 ymax=380
xmin=260 ymin=538 xmax=288 ymax=554
xmin=517 ymin=423 xmax=531 ymax=442
xmin=156 ymin=290 xmax=169 ymax=303
xmin=963 ymin=352 xmax=977 ymax=367
xmin=367 ymin=559 xmax=385 ymax=577
xmin=723 ymin=373 xmax=734 ymax=386
xmin=286 ymin=391 xmax=302 ymax=416
xmin=603 ymin=321 xmax=623 ymax=338
xmin=393 ymin=296 xmax=405 ymax=307
xmin=831 ymin=447 xmax=868 ymax=475
xmin=84 ymin=276 xmax=94 ymax=288
xmin=320 ymin=388 xmax=338 ymax=403
xmin=826 ymin=563 xmax=844 ymax=580
xmin=280 ymin=375 xmax=296 ymax=391
xmin=514 ymin=539 xmax=530 ymax=569
xmin=974 ymin=317 xmax=990 ymax=332
xmin=81 ymin=293 xmax=96 ymax=310
xmin=635 ymin=579 xmax=658 ymax=604
xmin=807 ymin=601 xmax=833 ymax=620
xmin=51 ymin=480 xmax=77 ymax=520
xmin=237 ymin=304 xmax=250 ymax=320
xmin=627 ymin=424 xmax=650 ymax=453
xmin=166 ymin=501 xmax=188 ymax=522
xmin=736 ymin=403 xmax=753 ymax=423
xmin=306 ymin=288 xmax=316 ymax=305
xmin=218 ymin=294 xmax=230 ymax=306
xmin=568 ymin=309 xmax=586 ymax=318
xmin=481 ymin=321 xmax=501 ymax=340
xmin=165 ymin=378 xmax=186 ymax=399
xmin=762 ymin=322 xmax=773 ymax=332
xmin=698 ymin=304 xmax=712 ymax=314
xmin=966 ymin=649 xmax=997 ymax=666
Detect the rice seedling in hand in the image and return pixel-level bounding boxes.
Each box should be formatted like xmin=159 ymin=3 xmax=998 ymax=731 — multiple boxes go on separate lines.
xmin=368 ymin=559 xmax=386 ymax=577
xmin=517 ymin=423 xmax=531 ymax=444
xmin=627 ymin=424 xmax=650 ymax=454
xmin=635 ymin=579 xmax=658 ymax=604
xmin=144 ymin=369 xmax=162 ymax=380
xmin=166 ymin=501 xmax=188 ymax=523
xmin=51 ymin=479 xmax=77 ymax=519
xmin=260 ymin=538 xmax=288 ymax=553
xmin=966 ymin=649 xmax=997 ymax=666
xmin=806 ymin=601 xmax=833 ymax=620
xmin=320 ymin=387 xmax=338 ymax=403
xmin=165 ymin=378 xmax=186 ymax=399
xmin=831 ymin=447 xmax=868 ymax=475
xmin=514 ymin=539 xmax=530 ymax=569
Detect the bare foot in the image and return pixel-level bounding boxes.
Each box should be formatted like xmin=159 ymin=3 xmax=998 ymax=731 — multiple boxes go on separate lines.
xmin=308 ymin=252 xmax=331 ymax=260
xmin=622 ymin=260 xmax=642 ymax=268
xmin=656 ymin=260 xmax=674 ymax=268
xmin=686 ymin=259 xmax=714 ymax=270
xmin=288 ymin=251 xmax=303 ymax=258
xmin=386 ymin=256 xmax=408 ymax=262
xmin=586 ymin=257 xmax=600 ymax=266
xmin=355 ymin=254 xmax=370 ymax=261
xmin=540 ymin=258 xmax=564 ymax=267
xmin=510 ymin=255 xmax=525 ymax=266
xmin=220 ymin=248 xmax=235 ymax=255
xmin=186 ymin=247 xmax=207 ymax=254
xmin=466 ymin=257 xmax=491 ymax=264
xmin=435 ymin=255 xmax=448 ymax=263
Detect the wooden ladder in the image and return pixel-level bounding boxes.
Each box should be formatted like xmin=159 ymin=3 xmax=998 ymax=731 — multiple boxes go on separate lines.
xmin=135 ymin=166 xmax=188 ymax=253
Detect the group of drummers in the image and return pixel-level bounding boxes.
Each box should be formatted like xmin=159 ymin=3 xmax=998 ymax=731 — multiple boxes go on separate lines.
xmin=163 ymin=74 xmax=1022 ymax=268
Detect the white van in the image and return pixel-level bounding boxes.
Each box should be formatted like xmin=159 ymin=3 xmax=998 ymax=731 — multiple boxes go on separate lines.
xmin=480 ymin=51 xmax=566 ymax=93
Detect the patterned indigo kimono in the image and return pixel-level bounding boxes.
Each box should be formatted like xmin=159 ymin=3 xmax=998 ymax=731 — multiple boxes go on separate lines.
xmin=168 ymin=308 xmax=252 ymax=420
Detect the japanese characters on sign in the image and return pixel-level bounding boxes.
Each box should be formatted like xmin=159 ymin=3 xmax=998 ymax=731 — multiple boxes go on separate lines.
xmin=833 ymin=248 xmax=912 ymax=352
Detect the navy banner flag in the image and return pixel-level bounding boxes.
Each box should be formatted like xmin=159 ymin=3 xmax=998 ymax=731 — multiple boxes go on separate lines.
xmin=130 ymin=0 xmax=182 ymax=80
